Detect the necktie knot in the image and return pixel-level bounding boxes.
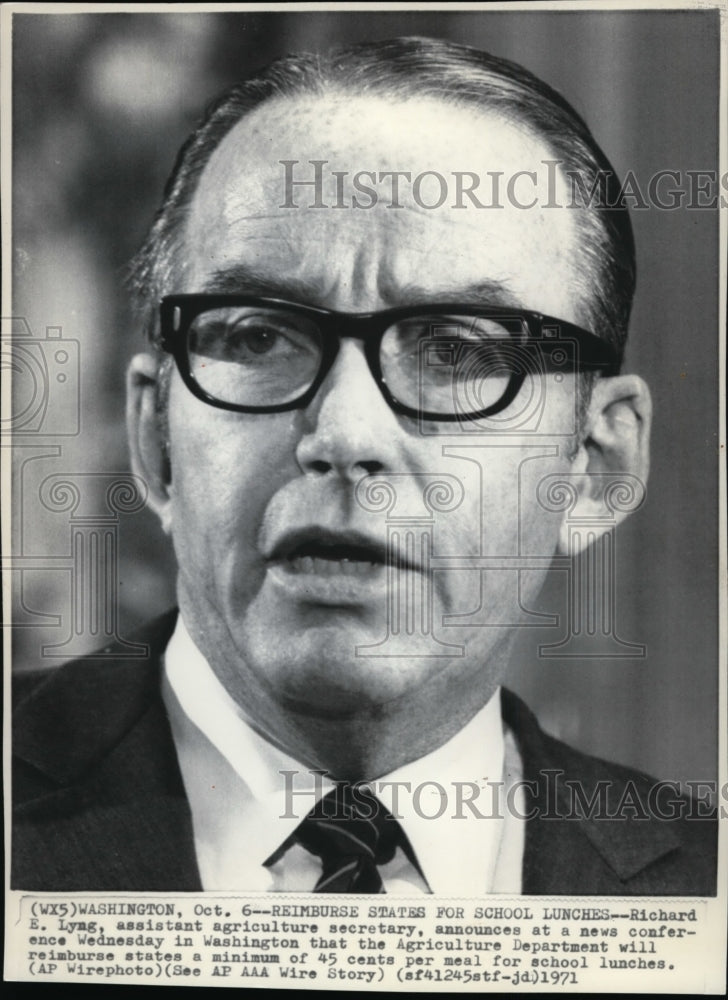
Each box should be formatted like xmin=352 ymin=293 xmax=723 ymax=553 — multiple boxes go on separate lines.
xmin=293 ymin=783 xmax=401 ymax=892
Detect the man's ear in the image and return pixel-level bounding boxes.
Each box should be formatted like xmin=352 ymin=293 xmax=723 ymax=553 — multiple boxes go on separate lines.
xmin=558 ymin=374 xmax=652 ymax=555
xmin=127 ymin=353 xmax=173 ymax=535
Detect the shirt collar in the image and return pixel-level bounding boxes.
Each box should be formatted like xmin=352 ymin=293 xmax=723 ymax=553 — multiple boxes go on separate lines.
xmin=164 ymin=614 xmax=506 ymax=892
xmin=164 ymin=615 xmax=334 ymax=871
xmin=374 ymin=696 xmax=505 ymax=893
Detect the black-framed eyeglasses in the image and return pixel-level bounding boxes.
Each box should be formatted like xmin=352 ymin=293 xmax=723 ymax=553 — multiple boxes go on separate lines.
xmin=160 ymin=295 xmax=621 ymax=422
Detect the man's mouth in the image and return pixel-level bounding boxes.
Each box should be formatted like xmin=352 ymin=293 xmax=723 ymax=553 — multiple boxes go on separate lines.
xmin=286 ymin=545 xmax=383 ymax=576
xmin=267 ymin=527 xmax=421 ymax=578
xmin=265 ymin=527 xmax=425 ymax=604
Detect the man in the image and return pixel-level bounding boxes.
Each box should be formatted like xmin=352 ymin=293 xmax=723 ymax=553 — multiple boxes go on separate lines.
xmin=12 ymin=36 xmax=716 ymax=894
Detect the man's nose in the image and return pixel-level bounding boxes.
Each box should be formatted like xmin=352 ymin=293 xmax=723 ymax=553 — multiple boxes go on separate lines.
xmin=295 ymin=339 xmax=402 ymax=480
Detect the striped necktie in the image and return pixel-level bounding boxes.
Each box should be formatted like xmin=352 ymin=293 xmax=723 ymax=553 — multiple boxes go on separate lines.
xmin=272 ymin=783 xmax=405 ymax=892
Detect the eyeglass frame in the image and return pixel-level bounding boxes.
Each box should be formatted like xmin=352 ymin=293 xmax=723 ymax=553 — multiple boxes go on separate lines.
xmin=159 ymin=294 xmax=622 ymax=422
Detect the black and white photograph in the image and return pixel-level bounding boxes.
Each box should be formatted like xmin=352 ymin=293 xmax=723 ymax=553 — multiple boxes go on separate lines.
xmin=4 ymin=2 xmax=726 ymax=992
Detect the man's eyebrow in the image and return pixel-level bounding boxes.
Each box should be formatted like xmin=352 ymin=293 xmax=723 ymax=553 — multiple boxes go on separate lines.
xmin=389 ymin=279 xmax=522 ymax=309
xmin=201 ymin=267 xmax=521 ymax=309
xmin=201 ymin=265 xmax=324 ymax=301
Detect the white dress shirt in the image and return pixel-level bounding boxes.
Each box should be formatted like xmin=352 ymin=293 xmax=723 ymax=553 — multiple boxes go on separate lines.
xmin=163 ymin=615 xmax=524 ymax=893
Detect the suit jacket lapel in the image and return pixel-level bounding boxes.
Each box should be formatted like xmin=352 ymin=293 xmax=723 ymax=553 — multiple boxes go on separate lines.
xmin=501 ymin=688 xmax=681 ymax=894
xmin=13 ymin=611 xmax=202 ymax=891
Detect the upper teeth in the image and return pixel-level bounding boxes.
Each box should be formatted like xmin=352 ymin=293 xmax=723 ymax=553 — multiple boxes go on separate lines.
xmin=288 ymin=554 xmax=380 ymax=575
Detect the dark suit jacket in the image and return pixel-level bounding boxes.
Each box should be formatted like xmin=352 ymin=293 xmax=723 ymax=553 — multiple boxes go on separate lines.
xmin=12 ymin=611 xmax=717 ymax=894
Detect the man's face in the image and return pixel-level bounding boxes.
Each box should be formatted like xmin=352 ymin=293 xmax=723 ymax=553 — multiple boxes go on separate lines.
xmin=158 ymin=94 xmax=588 ymax=753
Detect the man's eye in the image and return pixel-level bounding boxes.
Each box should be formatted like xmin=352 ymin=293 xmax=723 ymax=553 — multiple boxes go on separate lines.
xmin=190 ymin=311 xmax=319 ymax=364
xmin=427 ymin=341 xmax=515 ymax=374
xmin=427 ymin=344 xmax=456 ymax=366
xmin=225 ymin=324 xmax=282 ymax=357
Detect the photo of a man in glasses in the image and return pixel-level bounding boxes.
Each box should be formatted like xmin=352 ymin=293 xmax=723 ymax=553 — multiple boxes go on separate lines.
xmin=11 ymin=33 xmax=718 ymax=896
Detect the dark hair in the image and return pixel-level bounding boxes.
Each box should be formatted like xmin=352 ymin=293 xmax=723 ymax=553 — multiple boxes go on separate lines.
xmin=128 ymin=35 xmax=635 ymax=359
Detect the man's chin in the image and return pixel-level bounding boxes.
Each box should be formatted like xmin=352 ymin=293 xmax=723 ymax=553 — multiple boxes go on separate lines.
xmin=241 ymin=624 xmax=446 ymax=720
xmin=263 ymin=656 xmax=415 ymax=719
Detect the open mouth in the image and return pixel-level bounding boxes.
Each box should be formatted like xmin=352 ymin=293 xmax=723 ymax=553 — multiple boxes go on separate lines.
xmin=285 ymin=542 xmax=384 ymax=576
xmin=268 ymin=528 xmax=416 ymax=576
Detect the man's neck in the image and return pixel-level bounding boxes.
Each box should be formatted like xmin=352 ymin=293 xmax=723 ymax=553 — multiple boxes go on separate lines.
xmin=172 ymin=610 xmax=513 ymax=779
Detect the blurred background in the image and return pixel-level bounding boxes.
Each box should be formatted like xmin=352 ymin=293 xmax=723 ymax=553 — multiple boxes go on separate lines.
xmin=10 ymin=9 xmax=721 ymax=787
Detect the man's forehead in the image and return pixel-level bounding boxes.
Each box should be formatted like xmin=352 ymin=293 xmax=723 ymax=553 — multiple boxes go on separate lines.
xmin=182 ymin=91 xmax=583 ymax=319
xmin=195 ymin=91 xmax=565 ymax=195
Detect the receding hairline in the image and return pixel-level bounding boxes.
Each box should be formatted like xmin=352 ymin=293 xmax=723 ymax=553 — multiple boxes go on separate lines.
xmin=183 ymin=86 xmax=589 ymax=325
xmin=189 ymin=86 xmax=579 ymax=191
